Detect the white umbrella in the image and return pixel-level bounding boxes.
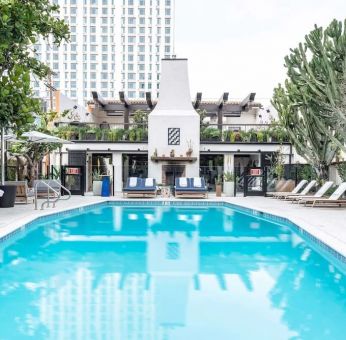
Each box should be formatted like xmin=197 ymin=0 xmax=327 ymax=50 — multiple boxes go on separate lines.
xmin=22 ymin=131 xmax=73 ymax=144
xmin=22 ymin=131 xmax=74 ymax=181
xmin=4 ymin=134 xmax=22 ymax=142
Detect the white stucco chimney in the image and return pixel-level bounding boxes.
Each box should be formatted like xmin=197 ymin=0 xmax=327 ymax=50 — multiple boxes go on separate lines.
xmin=148 ymin=58 xmax=200 ymax=183
xmin=151 ymin=59 xmax=198 ymax=114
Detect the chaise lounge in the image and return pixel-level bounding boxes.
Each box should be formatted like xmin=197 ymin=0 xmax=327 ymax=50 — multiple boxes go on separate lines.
xmin=292 ymin=181 xmax=334 ymax=204
xmin=283 ymin=180 xmax=318 ymax=200
xmin=272 ymin=179 xmax=309 ymax=199
xmin=123 ymin=177 xmax=157 ymax=198
xmin=302 ymin=182 xmax=346 ymax=207
xmin=174 ymin=177 xmax=208 ymax=199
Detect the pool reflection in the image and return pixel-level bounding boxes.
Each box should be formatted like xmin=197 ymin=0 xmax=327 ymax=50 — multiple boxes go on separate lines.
xmin=0 ymin=205 xmax=346 ymax=339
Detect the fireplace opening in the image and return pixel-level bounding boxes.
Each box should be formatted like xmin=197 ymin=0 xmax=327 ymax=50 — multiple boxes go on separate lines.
xmin=162 ymin=165 xmax=186 ymax=187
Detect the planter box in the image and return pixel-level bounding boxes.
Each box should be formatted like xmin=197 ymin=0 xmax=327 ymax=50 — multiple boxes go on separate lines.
xmin=223 ymin=181 xmax=235 ymax=197
xmin=215 ymin=184 xmax=222 ymax=197
xmin=85 ymin=133 xmax=96 ymax=141
xmin=93 ymin=181 xmax=102 ymax=196
xmin=0 ymin=185 xmax=16 ymax=208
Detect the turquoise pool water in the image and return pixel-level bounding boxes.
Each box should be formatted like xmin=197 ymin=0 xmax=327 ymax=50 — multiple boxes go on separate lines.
xmin=0 ymin=203 xmax=346 ymax=340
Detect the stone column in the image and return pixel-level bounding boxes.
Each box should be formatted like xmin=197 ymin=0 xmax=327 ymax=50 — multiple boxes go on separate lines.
xmin=112 ymin=152 xmax=123 ymax=194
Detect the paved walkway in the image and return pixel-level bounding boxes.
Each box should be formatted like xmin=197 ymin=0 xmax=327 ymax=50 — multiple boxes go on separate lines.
xmin=0 ymin=194 xmax=345 ymax=256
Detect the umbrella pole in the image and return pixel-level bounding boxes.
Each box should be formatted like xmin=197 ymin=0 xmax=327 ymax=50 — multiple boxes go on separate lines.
xmin=1 ymin=126 xmax=5 ymax=185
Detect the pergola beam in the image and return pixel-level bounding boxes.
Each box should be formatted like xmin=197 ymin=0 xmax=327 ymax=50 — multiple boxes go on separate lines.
xmin=145 ymin=92 xmax=154 ymax=109
xmin=218 ymin=92 xmax=229 ymax=129
xmin=240 ymin=93 xmax=256 ymax=110
xmin=119 ymin=91 xmax=130 ymax=129
xmin=194 ymin=92 xmax=202 ymax=109
xmin=119 ymin=91 xmax=130 ymax=108
xmin=91 ymin=91 xmax=106 ymax=107
xmin=218 ymin=92 xmax=229 ymax=108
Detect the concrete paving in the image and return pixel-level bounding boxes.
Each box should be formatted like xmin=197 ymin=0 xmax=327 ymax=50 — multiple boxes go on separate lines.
xmin=0 ymin=194 xmax=345 ymax=257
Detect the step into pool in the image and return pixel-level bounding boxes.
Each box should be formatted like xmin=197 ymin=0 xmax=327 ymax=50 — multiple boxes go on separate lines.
xmin=0 ymin=202 xmax=345 ymax=340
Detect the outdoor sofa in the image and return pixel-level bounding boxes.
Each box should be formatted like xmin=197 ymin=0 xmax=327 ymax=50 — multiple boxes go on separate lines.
xmin=174 ymin=177 xmax=208 ymax=199
xmin=123 ymin=177 xmax=157 ymax=198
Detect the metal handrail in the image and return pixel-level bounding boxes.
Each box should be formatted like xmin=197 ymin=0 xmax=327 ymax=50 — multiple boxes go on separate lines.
xmin=51 ymin=179 xmax=71 ymax=201
xmin=34 ymin=181 xmax=60 ymax=210
xmin=34 ymin=180 xmax=71 ymax=210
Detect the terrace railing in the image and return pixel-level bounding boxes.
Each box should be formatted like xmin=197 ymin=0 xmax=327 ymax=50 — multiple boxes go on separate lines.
xmin=200 ymin=124 xmax=290 ymax=143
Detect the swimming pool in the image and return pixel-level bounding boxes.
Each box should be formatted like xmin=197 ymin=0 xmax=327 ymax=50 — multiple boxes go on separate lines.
xmin=0 ymin=202 xmax=345 ymax=340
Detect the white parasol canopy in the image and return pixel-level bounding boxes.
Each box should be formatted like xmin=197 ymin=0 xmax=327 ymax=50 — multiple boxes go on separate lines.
xmin=4 ymin=134 xmax=22 ymax=142
xmin=22 ymin=131 xmax=73 ymax=144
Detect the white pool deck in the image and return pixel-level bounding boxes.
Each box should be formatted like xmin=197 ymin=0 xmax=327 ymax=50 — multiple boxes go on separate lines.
xmin=0 ymin=195 xmax=345 ymax=257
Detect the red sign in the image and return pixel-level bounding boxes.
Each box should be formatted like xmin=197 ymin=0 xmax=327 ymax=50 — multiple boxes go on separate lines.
xmin=250 ymin=169 xmax=262 ymax=176
xmin=66 ymin=167 xmax=80 ymax=175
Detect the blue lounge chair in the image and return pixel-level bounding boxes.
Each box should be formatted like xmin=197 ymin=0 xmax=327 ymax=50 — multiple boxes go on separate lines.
xmin=175 ymin=177 xmax=208 ymax=198
xmin=123 ymin=177 xmax=157 ymax=198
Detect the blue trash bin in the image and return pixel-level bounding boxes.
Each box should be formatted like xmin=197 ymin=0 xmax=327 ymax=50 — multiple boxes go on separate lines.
xmin=101 ymin=176 xmax=111 ymax=197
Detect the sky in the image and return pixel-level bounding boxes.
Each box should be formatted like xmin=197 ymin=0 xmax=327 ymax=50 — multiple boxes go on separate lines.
xmin=174 ymin=0 xmax=346 ymax=105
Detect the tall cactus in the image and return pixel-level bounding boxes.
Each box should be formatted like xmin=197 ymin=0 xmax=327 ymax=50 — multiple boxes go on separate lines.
xmin=272 ymin=19 xmax=346 ymax=180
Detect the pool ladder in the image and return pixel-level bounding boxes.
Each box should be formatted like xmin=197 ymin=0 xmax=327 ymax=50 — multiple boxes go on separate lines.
xmin=34 ymin=180 xmax=71 ymax=210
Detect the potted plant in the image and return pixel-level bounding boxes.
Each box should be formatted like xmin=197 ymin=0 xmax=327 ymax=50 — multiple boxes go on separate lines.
xmin=85 ymin=128 xmax=97 ymax=140
xmin=230 ymin=131 xmax=236 ymax=143
xmin=215 ymin=174 xmax=222 ymax=197
xmin=234 ymin=131 xmax=242 ymax=142
xmin=249 ymin=129 xmax=258 ymax=142
xmin=257 ymin=131 xmax=264 ymax=143
xmin=0 ymin=184 xmax=16 ymax=208
xmin=92 ymin=169 xmax=103 ymax=196
xmin=223 ymin=171 xmax=235 ymax=196
xmin=186 ymin=140 xmax=193 ymax=157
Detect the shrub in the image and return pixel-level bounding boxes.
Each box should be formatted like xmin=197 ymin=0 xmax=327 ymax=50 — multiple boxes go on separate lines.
xmin=336 ymin=162 xmax=346 ymax=181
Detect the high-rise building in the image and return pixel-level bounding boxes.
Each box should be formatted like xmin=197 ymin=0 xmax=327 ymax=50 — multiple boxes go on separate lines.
xmin=32 ymin=0 xmax=175 ymax=106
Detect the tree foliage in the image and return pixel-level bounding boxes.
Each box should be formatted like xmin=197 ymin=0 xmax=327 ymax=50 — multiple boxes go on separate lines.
xmin=336 ymin=162 xmax=346 ymax=182
xmin=272 ymin=19 xmax=346 ymax=180
xmin=0 ymin=0 xmax=69 ymax=129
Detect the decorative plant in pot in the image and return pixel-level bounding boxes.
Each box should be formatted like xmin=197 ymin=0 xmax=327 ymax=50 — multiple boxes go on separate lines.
xmin=92 ymin=169 xmax=103 ymax=196
xmin=215 ymin=174 xmax=222 ymax=197
xmin=223 ymin=171 xmax=235 ymax=197
xmin=186 ymin=140 xmax=193 ymax=157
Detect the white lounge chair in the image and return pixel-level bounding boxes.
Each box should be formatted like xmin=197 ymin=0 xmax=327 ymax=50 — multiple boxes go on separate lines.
xmin=304 ymin=182 xmax=346 ymax=207
xmin=272 ymin=179 xmax=308 ymax=199
xmin=294 ymin=181 xmax=334 ymax=204
xmin=283 ymin=180 xmax=318 ymax=200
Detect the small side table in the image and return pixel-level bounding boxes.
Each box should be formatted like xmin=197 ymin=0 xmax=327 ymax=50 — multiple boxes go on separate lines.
xmin=161 ymin=186 xmax=171 ymax=198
